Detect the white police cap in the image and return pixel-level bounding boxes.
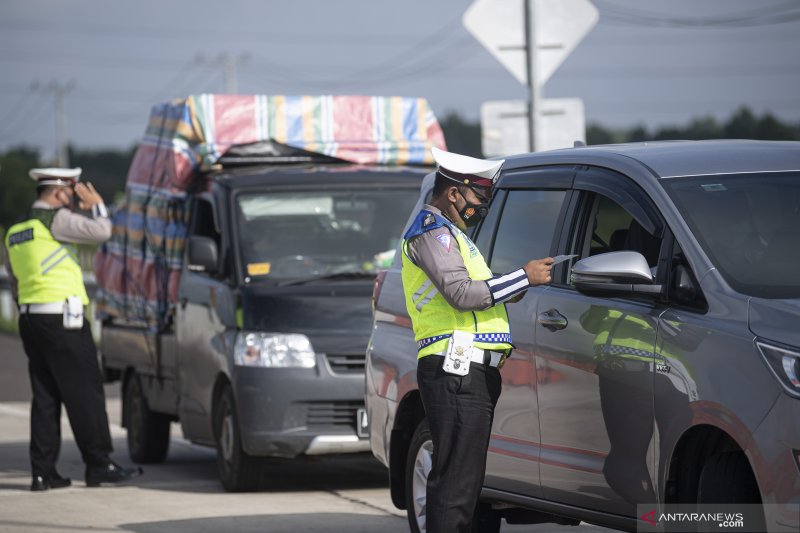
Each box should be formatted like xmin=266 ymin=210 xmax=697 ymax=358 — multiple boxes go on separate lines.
xmin=29 ymin=167 xmax=82 ymax=187
xmin=432 ymin=147 xmax=504 ymax=188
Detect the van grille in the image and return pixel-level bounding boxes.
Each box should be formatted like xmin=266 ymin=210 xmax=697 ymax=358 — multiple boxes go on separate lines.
xmin=306 ymin=401 xmax=362 ymax=428
xmin=325 ymin=353 xmax=366 ymax=374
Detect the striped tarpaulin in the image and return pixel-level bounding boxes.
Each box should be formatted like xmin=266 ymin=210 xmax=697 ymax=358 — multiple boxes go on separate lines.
xmin=93 ymin=94 xmax=446 ymax=325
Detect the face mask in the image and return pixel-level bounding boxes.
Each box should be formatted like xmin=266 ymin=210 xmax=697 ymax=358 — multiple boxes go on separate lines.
xmin=457 ymin=188 xmax=490 ymax=227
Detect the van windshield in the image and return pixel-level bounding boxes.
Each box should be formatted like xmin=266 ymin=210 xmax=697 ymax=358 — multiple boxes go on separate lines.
xmin=235 ymin=188 xmax=418 ymax=282
xmin=663 ymin=171 xmax=800 ymax=299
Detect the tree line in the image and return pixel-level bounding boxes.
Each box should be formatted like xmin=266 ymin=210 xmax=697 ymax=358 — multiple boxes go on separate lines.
xmin=2 ymin=106 xmax=799 ymax=232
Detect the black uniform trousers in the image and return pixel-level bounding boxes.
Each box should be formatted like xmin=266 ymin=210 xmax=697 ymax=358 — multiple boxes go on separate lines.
xmin=417 ymin=354 xmax=502 ymax=533
xmin=18 ymin=313 xmax=113 ymax=476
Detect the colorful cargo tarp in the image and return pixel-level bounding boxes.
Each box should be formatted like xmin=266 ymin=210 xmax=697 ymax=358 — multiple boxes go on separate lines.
xmin=94 ymin=94 xmax=446 ymax=326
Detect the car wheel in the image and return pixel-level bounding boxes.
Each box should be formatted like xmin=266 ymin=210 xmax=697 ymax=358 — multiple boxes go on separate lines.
xmin=125 ymin=373 xmax=170 ymax=463
xmin=404 ymin=420 xmax=501 ymax=533
xmin=697 ymin=452 xmax=764 ymax=530
xmin=214 ymin=385 xmax=263 ymax=492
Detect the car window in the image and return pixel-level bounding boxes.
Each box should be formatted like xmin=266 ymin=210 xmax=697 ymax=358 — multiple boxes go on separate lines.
xmin=569 ymin=193 xmax=664 ymax=285
xmin=489 ymin=190 xmax=566 ymax=274
xmin=663 ymin=171 xmax=800 ymax=299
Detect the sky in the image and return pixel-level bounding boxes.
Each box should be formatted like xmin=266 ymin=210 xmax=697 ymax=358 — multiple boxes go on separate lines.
xmin=1 ymin=0 xmax=799 ymax=162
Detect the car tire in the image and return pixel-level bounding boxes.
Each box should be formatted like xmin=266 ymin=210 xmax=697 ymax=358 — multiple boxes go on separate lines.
xmin=214 ymin=385 xmax=263 ymax=492
xmin=404 ymin=419 xmax=501 ymax=533
xmin=124 ymin=373 xmax=171 ymax=463
xmin=697 ymin=452 xmax=764 ymax=530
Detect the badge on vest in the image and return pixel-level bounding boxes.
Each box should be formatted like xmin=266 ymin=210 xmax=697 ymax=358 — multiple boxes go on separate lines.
xmin=63 ymin=296 xmax=83 ymax=329
xmin=443 ymin=330 xmax=475 ymax=376
xmin=423 ymin=213 xmax=435 ymax=227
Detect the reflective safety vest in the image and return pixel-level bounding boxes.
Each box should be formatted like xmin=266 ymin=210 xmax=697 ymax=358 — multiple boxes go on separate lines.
xmin=401 ymin=210 xmax=513 ymax=359
xmin=5 ymin=209 xmax=88 ymax=305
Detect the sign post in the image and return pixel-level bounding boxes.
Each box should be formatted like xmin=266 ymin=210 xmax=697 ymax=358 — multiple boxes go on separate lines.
xmin=464 ymin=0 xmax=599 ymax=153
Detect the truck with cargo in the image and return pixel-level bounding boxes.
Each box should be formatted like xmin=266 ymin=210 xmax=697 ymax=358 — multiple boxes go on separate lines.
xmin=94 ymin=94 xmax=445 ymax=491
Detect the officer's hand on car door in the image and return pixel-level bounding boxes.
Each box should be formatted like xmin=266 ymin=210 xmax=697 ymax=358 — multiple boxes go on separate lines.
xmin=523 ymin=258 xmax=554 ymax=287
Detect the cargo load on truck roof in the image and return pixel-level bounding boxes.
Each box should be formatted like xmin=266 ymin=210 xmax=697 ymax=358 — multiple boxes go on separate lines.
xmin=93 ymin=94 xmax=446 ymax=327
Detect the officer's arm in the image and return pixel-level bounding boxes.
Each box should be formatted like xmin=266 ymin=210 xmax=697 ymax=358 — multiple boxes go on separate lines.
xmin=50 ymin=205 xmax=111 ymax=245
xmin=408 ymin=228 xmax=529 ymax=311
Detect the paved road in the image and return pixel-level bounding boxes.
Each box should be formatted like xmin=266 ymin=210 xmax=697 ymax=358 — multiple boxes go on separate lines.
xmin=0 ymin=333 xmax=617 ymax=533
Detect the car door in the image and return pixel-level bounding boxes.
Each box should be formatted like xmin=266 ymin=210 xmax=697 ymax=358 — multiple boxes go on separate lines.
xmin=534 ymin=167 xmax=668 ymax=516
xmin=175 ymin=193 xmax=236 ymax=444
xmin=478 ymin=166 xmax=574 ymax=498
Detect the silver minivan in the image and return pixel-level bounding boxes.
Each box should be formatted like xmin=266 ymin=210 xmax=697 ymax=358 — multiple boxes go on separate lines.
xmin=366 ymin=140 xmax=800 ymax=532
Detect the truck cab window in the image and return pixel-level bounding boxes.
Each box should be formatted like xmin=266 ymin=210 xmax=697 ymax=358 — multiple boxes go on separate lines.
xmin=191 ymin=198 xmax=220 ymax=246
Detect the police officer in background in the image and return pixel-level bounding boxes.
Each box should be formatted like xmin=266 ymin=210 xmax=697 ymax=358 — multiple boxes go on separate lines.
xmin=4 ymin=168 xmax=142 ymax=491
xmin=401 ymin=148 xmax=553 ymax=532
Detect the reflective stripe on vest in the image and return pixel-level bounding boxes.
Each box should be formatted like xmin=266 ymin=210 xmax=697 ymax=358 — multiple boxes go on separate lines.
xmin=5 ymin=217 xmax=88 ymax=305
xmin=401 ymin=210 xmax=512 ymax=359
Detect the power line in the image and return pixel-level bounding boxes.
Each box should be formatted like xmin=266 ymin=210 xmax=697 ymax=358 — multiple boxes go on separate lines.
xmin=595 ymin=0 xmax=800 ymax=28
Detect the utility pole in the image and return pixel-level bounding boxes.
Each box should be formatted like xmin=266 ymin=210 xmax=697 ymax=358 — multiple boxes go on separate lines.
xmin=196 ymin=53 xmax=250 ymax=94
xmin=34 ymin=80 xmax=74 ymax=167
xmin=524 ymin=0 xmax=539 ymax=152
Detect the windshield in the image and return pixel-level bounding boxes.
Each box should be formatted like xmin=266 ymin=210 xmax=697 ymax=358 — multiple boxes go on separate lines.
xmin=663 ymin=171 xmax=800 ymax=299
xmin=235 ymin=187 xmax=419 ymax=281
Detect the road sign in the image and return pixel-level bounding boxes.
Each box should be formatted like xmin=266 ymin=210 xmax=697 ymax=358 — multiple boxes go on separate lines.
xmin=481 ymin=98 xmax=585 ymax=157
xmin=463 ymin=0 xmax=598 ymax=85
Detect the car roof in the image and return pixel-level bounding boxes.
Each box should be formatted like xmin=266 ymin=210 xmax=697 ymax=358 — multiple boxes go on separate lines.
xmin=211 ymin=164 xmax=430 ymax=189
xmin=501 ymin=140 xmax=800 ymax=179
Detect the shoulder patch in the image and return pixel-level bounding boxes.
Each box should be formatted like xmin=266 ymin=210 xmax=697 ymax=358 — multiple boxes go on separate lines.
xmin=423 ymin=213 xmax=436 ymax=227
xmin=7 ymin=228 xmax=34 ymax=247
xmin=435 ymin=233 xmax=452 ymax=252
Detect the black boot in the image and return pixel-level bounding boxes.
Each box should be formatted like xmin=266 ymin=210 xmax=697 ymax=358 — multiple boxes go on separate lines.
xmin=30 ymin=473 xmax=72 ymax=492
xmin=85 ymin=461 xmax=143 ymax=487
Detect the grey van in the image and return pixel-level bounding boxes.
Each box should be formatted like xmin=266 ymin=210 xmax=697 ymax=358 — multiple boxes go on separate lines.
xmin=365 ymin=140 xmax=800 ymax=532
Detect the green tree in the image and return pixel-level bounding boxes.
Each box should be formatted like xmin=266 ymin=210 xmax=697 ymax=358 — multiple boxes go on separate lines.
xmin=439 ymin=112 xmax=482 ymax=157
xmin=0 ymin=147 xmax=40 ymax=229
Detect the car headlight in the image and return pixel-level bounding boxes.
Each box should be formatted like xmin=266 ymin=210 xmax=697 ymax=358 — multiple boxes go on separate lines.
xmin=234 ymin=332 xmax=316 ymax=368
xmin=757 ymin=340 xmax=800 ymax=399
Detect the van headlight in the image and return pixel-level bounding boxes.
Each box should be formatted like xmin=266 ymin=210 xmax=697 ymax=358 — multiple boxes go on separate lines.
xmin=757 ymin=340 xmax=800 ymax=399
xmin=234 ymin=332 xmax=316 ymax=368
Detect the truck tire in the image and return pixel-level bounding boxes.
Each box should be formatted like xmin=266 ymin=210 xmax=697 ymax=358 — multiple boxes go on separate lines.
xmin=405 ymin=420 xmax=501 ymax=533
xmin=214 ymin=385 xmax=263 ymax=492
xmin=698 ymin=452 xmax=764 ymax=530
xmin=124 ymin=374 xmax=171 ymax=463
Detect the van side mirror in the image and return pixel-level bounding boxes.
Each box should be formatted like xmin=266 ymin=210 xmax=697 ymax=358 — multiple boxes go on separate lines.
xmin=571 ymin=251 xmax=663 ymax=296
xmin=187 ymin=236 xmax=218 ymax=274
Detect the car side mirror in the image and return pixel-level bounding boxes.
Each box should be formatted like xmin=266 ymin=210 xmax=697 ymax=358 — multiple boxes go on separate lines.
xmin=571 ymin=251 xmax=663 ymax=296
xmin=187 ymin=236 xmax=218 ymax=274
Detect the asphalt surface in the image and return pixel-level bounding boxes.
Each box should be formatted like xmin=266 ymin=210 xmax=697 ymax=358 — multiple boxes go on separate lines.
xmin=0 ymin=333 xmax=617 ymax=533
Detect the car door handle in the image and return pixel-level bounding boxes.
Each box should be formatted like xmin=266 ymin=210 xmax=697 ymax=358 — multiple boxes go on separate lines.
xmin=537 ymin=308 xmax=568 ymax=331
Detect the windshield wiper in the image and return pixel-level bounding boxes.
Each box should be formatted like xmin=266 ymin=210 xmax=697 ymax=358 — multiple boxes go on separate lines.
xmin=277 ymin=271 xmax=375 ymax=286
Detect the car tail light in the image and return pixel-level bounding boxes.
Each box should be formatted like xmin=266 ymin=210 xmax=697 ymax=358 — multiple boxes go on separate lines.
xmin=372 ymin=270 xmax=388 ymax=311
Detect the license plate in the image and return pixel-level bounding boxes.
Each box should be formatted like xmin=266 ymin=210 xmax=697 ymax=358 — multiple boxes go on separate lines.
xmin=356 ymin=408 xmax=369 ymax=438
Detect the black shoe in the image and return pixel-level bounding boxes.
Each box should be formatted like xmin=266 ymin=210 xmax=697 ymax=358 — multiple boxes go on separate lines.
xmin=85 ymin=462 xmax=143 ymax=487
xmin=30 ymin=474 xmax=72 ymax=492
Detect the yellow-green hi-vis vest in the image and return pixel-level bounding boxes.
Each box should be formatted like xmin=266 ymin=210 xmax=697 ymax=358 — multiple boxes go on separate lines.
xmin=401 ymin=210 xmax=513 ymax=359
xmin=5 ymin=209 xmax=89 ymax=305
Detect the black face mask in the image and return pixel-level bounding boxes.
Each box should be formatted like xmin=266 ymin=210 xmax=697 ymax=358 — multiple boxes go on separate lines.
xmin=457 ymin=188 xmax=490 ymax=227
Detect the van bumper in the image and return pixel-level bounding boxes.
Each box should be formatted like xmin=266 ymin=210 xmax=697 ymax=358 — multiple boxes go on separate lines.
xmin=232 ymin=355 xmax=369 ymax=458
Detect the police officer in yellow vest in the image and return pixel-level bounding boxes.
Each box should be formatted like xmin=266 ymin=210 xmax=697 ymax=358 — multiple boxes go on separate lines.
xmin=402 ymin=148 xmax=553 ymax=532
xmin=4 ymin=168 xmax=141 ymax=491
